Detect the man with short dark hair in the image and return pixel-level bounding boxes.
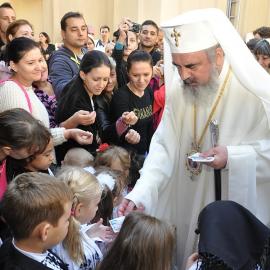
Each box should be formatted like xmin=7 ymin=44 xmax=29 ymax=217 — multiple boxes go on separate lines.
xmin=253 ymin=26 xmax=270 ymax=39
xmin=49 ymin=12 xmax=87 ymax=98
xmin=96 ymin=25 xmax=110 ymax=52
xmin=0 ymin=2 xmax=16 ymax=47
xmin=139 ymin=20 xmax=161 ymax=65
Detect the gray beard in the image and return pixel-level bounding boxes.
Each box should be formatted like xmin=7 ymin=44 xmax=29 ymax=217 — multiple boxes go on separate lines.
xmin=182 ymin=69 xmax=220 ymax=108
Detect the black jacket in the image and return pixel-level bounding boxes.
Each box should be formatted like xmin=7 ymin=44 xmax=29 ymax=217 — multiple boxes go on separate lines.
xmin=55 ymin=79 xmax=99 ymax=163
xmin=0 ymin=239 xmax=68 ymax=270
xmin=95 ymin=94 xmax=118 ymax=144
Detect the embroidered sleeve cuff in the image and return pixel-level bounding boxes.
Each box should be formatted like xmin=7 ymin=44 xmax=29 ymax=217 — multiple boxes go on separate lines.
xmin=50 ymin=127 xmax=67 ymax=146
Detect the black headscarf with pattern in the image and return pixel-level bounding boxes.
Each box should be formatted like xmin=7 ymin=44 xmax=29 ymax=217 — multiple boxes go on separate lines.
xmin=196 ymin=200 xmax=270 ymax=270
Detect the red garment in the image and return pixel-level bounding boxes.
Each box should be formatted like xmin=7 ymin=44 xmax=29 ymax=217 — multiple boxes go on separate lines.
xmin=153 ymin=84 xmax=165 ymax=130
xmin=0 ymin=160 xmax=7 ymax=200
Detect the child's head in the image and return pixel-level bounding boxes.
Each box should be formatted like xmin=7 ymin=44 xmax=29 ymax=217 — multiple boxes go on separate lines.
xmin=63 ymin=147 xmax=94 ymax=168
xmin=56 ymin=167 xmax=102 ymax=264
xmin=0 ymin=108 xmax=51 ymax=160
xmin=95 ymin=146 xmax=130 ymax=178
xmin=1 ymin=172 xmax=73 ymax=249
xmin=93 ymin=167 xmax=126 ymax=224
xmin=196 ymin=200 xmax=270 ymax=270
xmin=57 ymin=167 xmax=102 ymax=224
xmin=25 ymin=136 xmax=54 ymax=172
xmin=95 ymin=166 xmax=125 ymax=201
xmin=98 ymin=212 xmax=175 ymax=270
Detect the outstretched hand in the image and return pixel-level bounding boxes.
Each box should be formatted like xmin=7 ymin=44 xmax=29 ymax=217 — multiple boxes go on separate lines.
xmin=122 ymin=111 xmax=138 ymax=126
xmin=72 ymin=110 xmax=96 ymax=126
xmin=87 ymin=218 xmax=115 ymax=242
xmin=64 ymin=129 xmax=93 ymax=145
xmin=118 ymin=198 xmax=145 ymax=217
xmin=125 ymin=129 xmax=140 ymax=144
xmin=185 ymin=253 xmax=199 ymax=269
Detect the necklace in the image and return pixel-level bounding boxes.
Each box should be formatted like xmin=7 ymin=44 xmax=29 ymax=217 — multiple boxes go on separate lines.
xmin=186 ymin=68 xmax=231 ymax=177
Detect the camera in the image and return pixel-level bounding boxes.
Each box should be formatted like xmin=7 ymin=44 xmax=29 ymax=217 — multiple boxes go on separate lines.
xmin=129 ymin=22 xmax=141 ymax=33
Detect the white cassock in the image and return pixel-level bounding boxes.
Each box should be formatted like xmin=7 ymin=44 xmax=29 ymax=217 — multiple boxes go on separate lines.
xmin=125 ymin=8 xmax=270 ymax=270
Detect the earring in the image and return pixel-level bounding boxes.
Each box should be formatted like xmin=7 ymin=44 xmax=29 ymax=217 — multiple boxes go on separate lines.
xmin=10 ymin=65 xmax=17 ymax=72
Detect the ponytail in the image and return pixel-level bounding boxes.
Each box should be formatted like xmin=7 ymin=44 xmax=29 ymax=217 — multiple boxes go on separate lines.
xmin=63 ymin=215 xmax=84 ymax=264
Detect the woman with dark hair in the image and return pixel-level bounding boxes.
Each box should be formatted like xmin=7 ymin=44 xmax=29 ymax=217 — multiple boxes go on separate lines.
xmin=55 ymin=50 xmax=111 ymax=162
xmin=110 ymin=50 xmax=154 ymax=156
xmin=39 ymin=31 xmax=55 ymax=60
xmin=0 ymin=37 xmax=93 ymax=155
xmin=254 ymin=39 xmax=270 ymax=73
xmin=186 ymin=200 xmax=270 ymax=270
xmin=96 ymin=57 xmax=140 ymax=146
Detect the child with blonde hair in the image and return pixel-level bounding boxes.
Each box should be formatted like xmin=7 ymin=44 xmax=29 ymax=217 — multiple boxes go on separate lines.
xmin=62 ymin=147 xmax=95 ymax=173
xmin=95 ymin=146 xmax=131 ymax=220
xmin=54 ymin=167 xmax=113 ymax=270
xmin=0 ymin=172 xmax=73 ymax=270
xmin=95 ymin=145 xmax=130 ymax=186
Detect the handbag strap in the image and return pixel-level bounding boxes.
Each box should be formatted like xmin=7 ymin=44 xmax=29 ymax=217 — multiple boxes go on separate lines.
xmin=0 ymin=160 xmax=7 ymax=200
xmin=0 ymin=79 xmax=32 ymax=113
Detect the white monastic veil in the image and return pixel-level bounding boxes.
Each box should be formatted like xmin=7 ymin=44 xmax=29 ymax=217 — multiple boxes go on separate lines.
xmin=162 ymin=8 xmax=270 ymax=127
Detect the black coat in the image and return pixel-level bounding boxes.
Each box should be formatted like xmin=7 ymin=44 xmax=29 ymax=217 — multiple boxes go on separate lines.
xmin=0 ymin=239 xmax=68 ymax=270
xmin=55 ymin=79 xmax=99 ymax=163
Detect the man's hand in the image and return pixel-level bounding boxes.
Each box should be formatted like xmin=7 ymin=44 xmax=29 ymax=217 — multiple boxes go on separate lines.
xmin=125 ymin=129 xmax=140 ymax=144
xmin=118 ymin=198 xmax=144 ymax=216
xmin=200 ymin=145 xmax=228 ymax=169
xmin=122 ymin=111 xmax=138 ymax=126
xmin=185 ymin=253 xmax=199 ymax=269
xmin=72 ymin=110 xmax=96 ymax=126
xmin=64 ymin=129 xmax=93 ymax=145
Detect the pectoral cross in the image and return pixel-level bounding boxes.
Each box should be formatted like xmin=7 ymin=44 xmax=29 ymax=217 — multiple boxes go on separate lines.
xmin=171 ymin=28 xmax=181 ymax=47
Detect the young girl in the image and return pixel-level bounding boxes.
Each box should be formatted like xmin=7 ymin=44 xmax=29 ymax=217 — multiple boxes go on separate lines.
xmin=98 ymin=212 xmax=175 ymax=270
xmin=95 ymin=145 xmax=130 ymax=181
xmin=94 ymin=166 xmax=127 ymax=224
xmin=5 ymin=134 xmax=54 ymax=182
xmin=110 ymin=50 xmax=154 ymax=156
xmin=54 ymin=167 xmax=111 ymax=270
xmin=0 ymin=108 xmax=52 ymax=199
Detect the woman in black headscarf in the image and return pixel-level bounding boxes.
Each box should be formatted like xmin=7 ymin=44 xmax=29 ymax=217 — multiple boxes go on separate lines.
xmin=186 ymin=200 xmax=270 ymax=270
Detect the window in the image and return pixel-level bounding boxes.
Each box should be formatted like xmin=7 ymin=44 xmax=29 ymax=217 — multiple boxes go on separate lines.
xmin=226 ymin=0 xmax=241 ymax=28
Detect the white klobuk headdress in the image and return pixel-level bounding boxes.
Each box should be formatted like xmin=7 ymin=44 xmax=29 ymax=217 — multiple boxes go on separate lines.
xmin=161 ymin=8 xmax=270 ymax=127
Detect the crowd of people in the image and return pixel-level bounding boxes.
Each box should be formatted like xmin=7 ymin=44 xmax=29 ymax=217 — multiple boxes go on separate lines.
xmin=0 ymin=2 xmax=270 ymax=270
